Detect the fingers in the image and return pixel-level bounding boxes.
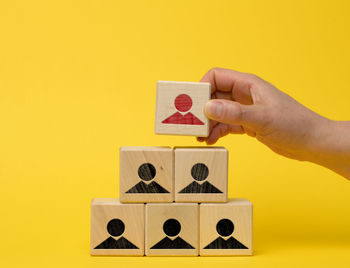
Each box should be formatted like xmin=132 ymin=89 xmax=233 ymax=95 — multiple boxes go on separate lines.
xmin=200 ymin=67 xmax=256 ymax=94
xmin=197 ymin=137 xmax=206 ymax=142
xmin=208 ymin=119 xmax=218 ymax=135
xmin=197 ymin=68 xmax=268 ymax=144
xmin=204 ymin=99 xmax=266 ymax=131
xmin=197 ymin=123 xmax=245 ymax=145
xmin=196 ymin=119 xmax=218 ymax=142
xmin=215 ymin=91 xmax=233 ymax=100
xmin=207 ymin=123 xmax=245 ymax=145
xmin=201 ymin=67 xmax=259 ymax=105
xmin=242 ymin=126 xmax=256 ymax=137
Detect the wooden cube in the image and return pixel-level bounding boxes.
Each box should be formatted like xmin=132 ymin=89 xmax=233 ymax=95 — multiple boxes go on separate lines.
xmin=145 ymin=203 xmax=199 ymax=256
xmin=119 ymin=147 xmax=173 ymax=203
xmin=199 ymin=199 xmax=253 ymax=256
xmin=155 ymin=81 xmax=211 ymax=137
xmin=90 ymin=199 xmax=145 ymax=256
xmin=174 ymin=147 xmax=228 ymax=203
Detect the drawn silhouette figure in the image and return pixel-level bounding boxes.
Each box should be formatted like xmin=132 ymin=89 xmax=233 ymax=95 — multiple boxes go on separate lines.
xmin=94 ymin=218 xmax=138 ymax=249
xmin=150 ymin=219 xmax=194 ymax=249
xmin=204 ymin=219 xmax=248 ymax=249
xmin=178 ymin=163 xmax=222 ymax=193
xmin=125 ymin=163 xmax=169 ymax=193
xmin=161 ymin=94 xmax=204 ymax=125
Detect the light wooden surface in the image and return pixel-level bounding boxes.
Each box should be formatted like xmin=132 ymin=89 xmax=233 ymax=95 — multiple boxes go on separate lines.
xmin=174 ymin=147 xmax=228 ymax=203
xmin=145 ymin=203 xmax=199 ymax=256
xmin=90 ymin=199 xmax=145 ymax=256
xmin=154 ymin=81 xmax=210 ymax=137
xmin=119 ymin=147 xmax=173 ymax=203
xmin=199 ymin=199 xmax=253 ymax=256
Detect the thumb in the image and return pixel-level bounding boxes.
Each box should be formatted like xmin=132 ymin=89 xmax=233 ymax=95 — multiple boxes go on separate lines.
xmin=204 ymin=99 xmax=265 ymax=130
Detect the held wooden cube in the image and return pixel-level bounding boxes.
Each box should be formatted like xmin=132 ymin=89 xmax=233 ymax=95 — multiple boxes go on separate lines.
xmin=155 ymin=81 xmax=211 ymax=137
xmin=174 ymin=147 xmax=228 ymax=203
xmin=90 ymin=199 xmax=145 ymax=256
xmin=199 ymin=199 xmax=253 ymax=256
xmin=145 ymin=203 xmax=199 ymax=256
xmin=119 ymin=147 xmax=173 ymax=203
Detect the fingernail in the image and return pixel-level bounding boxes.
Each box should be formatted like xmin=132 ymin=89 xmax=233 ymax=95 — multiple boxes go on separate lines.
xmin=205 ymin=101 xmax=223 ymax=118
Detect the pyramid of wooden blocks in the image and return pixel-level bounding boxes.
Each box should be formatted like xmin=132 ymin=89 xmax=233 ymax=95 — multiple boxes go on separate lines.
xmin=90 ymin=81 xmax=253 ymax=257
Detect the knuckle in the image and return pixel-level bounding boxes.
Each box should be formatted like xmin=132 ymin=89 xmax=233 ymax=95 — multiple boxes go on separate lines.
xmin=245 ymin=73 xmax=262 ymax=83
xmin=209 ymin=67 xmax=222 ymax=74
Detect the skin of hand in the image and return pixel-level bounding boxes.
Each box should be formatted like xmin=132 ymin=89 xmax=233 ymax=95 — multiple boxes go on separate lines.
xmin=197 ymin=68 xmax=350 ymax=180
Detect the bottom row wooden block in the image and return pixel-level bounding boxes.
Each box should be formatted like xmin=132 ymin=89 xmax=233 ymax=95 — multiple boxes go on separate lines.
xmin=90 ymin=198 xmax=252 ymax=256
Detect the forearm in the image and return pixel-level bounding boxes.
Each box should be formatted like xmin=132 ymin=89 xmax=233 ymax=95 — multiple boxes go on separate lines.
xmin=308 ymin=120 xmax=350 ymax=179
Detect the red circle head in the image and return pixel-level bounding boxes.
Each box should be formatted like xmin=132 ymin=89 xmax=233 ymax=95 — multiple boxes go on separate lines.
xmin=174 ymin=94 xmax=192 ymax=112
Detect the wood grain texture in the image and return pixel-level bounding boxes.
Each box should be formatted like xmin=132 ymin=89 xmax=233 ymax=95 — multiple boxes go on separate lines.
xmin=199 ymin=199 xmax=253 ymax=256
xmin=90 ymin=199 xmax=145 ymax=256
xmin=119 ymin=147 xmax=173 ymax=203
xmin=174 ymin=147 xmax=228 ymax=203
xmin=154 ymin=81 xmax=210 ymax=137
xmin=145 ymin=203 xmax=199 ymax=256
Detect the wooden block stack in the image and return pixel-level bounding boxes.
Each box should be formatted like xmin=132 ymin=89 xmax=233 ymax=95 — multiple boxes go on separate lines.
xmin=90 ymin=81 xmax=253 ymax=256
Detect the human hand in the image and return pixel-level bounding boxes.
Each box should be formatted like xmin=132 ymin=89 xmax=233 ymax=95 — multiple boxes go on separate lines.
xmin=197 ymin=68 xmax=331 ymax=162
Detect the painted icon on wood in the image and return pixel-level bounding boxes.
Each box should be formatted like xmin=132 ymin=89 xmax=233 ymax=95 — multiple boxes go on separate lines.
xmin=204 ymin=219 xmax=248 ymax=249
xmin=178 ymin=163 xmax=222 ymax=193
xmin=94 ymin=219 xmax=139 ymax=249
xmin=162 ymin=94 xmax=204 ymax=125
xmin=150 ymin=219 xmax=194 ymax=249
xmin=125 ymin=163 xmax=169 ymax=194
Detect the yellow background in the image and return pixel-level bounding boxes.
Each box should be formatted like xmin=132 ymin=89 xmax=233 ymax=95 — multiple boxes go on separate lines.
xmin=0 ymin=0 xmax=349 ymax=266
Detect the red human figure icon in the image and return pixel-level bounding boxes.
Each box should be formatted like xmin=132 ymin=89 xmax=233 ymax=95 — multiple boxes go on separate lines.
xmin=161 ymin=94 xmax=204 ymax=125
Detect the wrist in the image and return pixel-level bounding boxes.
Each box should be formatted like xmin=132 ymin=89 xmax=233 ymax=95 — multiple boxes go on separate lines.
xmin=306 ymin=119 xmax=350 ymax=179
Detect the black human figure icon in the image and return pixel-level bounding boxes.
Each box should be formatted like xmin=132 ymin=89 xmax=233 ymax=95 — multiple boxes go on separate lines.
xmin=94 ymin=218 xmax=138 ymax=249
xmin=204 ymin=219 xmax=248 ymax=249
xmin=125 ymin=163 xmax=169 ymax=193
xmin=178 ymin=163 xmax=222 ymax=193
xmin=150 ymin=219 xmax=194 ymax=249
